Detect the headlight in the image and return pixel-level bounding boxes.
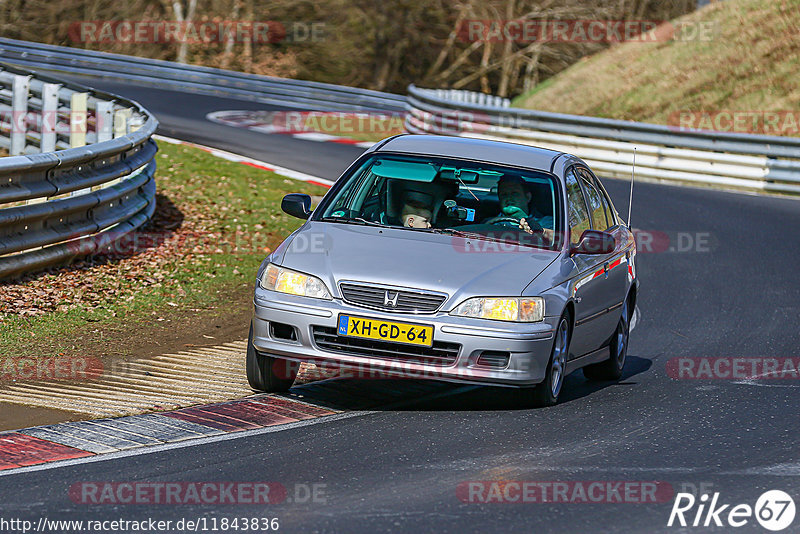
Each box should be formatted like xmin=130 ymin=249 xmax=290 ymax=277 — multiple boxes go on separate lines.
xmin=451 ymin=297 xmax=544 ymax=322
xmin=260 ymin=263 xmax=331 ymax=299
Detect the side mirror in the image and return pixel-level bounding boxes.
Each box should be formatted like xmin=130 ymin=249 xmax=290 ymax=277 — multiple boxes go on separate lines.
xmin=571 ymin=229 xmax=615 ymax=255
xmin=281 ymin=193 xmax=312 ymax=220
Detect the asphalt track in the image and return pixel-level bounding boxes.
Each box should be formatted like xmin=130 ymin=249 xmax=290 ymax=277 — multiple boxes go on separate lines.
xmin=2 ymin=79 xmax=799 ymax=533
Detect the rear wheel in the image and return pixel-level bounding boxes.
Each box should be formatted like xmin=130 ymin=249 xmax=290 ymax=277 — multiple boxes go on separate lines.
xmin=583 ymin=295 xmax=630 ymax=381
xmin=529 ymin=314 xmax=571 ymax=407
xmin=246 ymin=323 xmax=297 ymax=392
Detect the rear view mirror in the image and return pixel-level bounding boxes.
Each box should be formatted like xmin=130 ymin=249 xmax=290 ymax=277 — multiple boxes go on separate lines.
xmin=571 ymin=229 xmax=615 ymax=255
xmin=281 ymin=193 xmax=312 ymax=220
xmin=437 ymin=167 xmax=480 ymax=184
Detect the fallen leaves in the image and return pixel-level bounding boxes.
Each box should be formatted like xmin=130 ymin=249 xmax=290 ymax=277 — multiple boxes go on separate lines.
xmin=0 ymin=191 xmax=215 ymax=318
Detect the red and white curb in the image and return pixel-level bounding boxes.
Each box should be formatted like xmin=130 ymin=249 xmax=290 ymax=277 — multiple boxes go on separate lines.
xmin=0 ymin=395 xmax=337 ymax=471
xmin=154 ymin=134 xmax=334 ymax=189
xmin=0 ymin=379 xmax=465 ymax=473
xmin=206 ymin=110 xmax=381 ymax=148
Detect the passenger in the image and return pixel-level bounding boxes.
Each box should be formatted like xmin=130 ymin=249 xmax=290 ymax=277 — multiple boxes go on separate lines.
xmin=401 ymin=199 xmax=433 ymax=229
xmin=484 ymin=175 xmax=554 ymax=240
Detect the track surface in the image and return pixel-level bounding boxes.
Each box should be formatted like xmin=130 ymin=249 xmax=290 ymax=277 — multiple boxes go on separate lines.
xmin=2 ymin=79 xmax=799 ymax=533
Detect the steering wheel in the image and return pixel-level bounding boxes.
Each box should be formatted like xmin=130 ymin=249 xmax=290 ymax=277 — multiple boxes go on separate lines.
xmin=491 ymin=216 xmax=543 ymax=232
xmin=491 ymin=216 xmax=524 ymax=227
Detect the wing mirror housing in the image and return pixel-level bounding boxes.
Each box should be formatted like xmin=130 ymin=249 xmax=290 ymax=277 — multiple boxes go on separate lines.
xmin=571 ymin=229 xmax=615 ymax=255
xmin=281 ymin=193 xmax=312 ymax=220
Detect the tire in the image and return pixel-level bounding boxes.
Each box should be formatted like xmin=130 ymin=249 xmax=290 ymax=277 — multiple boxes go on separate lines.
xmin=528 ymin=313 xmax=571 ymax=407
xmin=583 ymin=295 xmax=630 ymax=382
xmin=246 ymin=322 xmax=297 ymax=392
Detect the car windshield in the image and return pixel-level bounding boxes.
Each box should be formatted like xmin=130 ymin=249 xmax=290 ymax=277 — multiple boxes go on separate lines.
xmin=316 ymin=154 xmax=562 ymax=250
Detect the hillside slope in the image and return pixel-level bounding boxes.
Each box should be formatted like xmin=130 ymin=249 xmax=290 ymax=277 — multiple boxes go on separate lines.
xmin=513 ymin=0 xmax=800 ymax=135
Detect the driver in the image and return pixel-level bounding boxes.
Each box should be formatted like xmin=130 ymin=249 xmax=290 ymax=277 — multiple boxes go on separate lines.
xmin=484 ymin=175 xmax=554 ymax=240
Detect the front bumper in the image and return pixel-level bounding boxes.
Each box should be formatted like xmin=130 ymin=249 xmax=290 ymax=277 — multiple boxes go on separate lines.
xmin=252 ymin=288 xmax=558 ymax=387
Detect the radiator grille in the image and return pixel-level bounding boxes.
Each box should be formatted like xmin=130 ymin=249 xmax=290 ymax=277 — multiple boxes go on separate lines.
xmin=339 ymin=283 xmax=446 ymax=314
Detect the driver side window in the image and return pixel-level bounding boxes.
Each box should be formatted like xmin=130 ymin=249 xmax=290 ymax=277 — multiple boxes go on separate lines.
xmin=565 ymin=168 xmax=590 ymax=245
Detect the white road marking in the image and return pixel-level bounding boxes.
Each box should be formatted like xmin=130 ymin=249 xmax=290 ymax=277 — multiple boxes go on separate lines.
xmin=731 ymin=380 xmax=800 ymax=388
xmin=154 ymin=135 xmax=334 ymax=187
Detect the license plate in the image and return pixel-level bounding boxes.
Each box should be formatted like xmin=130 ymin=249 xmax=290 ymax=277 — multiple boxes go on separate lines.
xmin=337 ymin=315 xmax=434 ymax=347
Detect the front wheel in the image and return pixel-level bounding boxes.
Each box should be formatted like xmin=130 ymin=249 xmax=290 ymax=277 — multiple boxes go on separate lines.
xmin=529 ymin=314 xmax=571 ymax=407
xmin=246 ymin=323 xmax=297 ymax=392
xmin=583 ymin=296 xmax=630 ymax=381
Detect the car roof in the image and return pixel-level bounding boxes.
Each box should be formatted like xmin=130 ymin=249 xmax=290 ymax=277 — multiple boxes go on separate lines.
xmin=374 ymin=134 xmax=564 ymax=173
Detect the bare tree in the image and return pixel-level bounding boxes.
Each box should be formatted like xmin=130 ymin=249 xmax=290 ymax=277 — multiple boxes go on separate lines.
xmin=0 ymin=0 xmax=698 ymax=95
xmin=161 ymin=0 xmax=198 ymax=63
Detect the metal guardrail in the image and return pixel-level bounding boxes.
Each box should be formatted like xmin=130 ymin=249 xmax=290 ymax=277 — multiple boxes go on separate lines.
xmin=0 ymin=63 xmax=157 ymax=280
xmin=406 ymin=85 xmax=800 ymax=195
xmin=0 ymin=38 xmax=406 ymax=113
xmin=1 ymin=39 xmax=796 ymax=282
xmin=426 ymin=89 xmax=510 ymax=109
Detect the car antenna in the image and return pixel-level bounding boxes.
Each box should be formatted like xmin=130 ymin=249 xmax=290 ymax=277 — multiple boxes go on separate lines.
xmin=627 ymin=148 xmax=636 ymax=228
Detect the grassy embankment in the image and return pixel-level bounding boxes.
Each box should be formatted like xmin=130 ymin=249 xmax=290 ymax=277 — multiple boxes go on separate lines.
xmin=513 ymin=0 xmax=800 ymax=134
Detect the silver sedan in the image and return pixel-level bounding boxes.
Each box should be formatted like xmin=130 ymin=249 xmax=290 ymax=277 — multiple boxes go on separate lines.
xmin=248 ymin=134 xmax=638 ymax=406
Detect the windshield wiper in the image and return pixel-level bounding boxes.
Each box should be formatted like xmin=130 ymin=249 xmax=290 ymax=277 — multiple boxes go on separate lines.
xmin=432 ymin=227 xmax=547 ymax=249
xmin=318 ymin=216 xmax=386 ymax=227
xmin=429 ymin=228 xmax=483 ymax=238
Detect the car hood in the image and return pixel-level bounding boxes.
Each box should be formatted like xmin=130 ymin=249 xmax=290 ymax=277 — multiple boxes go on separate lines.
xmin=275 ymin=222 xmax=560 ymax=308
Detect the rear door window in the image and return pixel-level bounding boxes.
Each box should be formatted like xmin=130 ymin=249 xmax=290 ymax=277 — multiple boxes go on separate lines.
xmin=578 ymin=168 xmax=608 ymax=232
xmin=565 ymin=168 xmax=591 ymax=245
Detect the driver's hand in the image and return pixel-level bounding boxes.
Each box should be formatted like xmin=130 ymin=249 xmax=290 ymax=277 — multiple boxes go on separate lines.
xmin=520 ymin=219 xmax=554 ymax=242
xmin=519 ymin=218 xmax=543 ymax=234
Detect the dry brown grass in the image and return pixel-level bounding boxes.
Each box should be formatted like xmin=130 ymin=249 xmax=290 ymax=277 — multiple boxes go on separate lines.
xmin=513 ymin=0 xmax=800 ymax=134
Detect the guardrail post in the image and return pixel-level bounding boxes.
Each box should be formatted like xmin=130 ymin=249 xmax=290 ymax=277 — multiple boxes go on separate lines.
xmin=70 ymin=92 xmax=88 ymax=149
xmin=113 ymin=108 xmax=131 ymax=138
xmin=40 ymin=82 xmax=60 ymax=153
xmin=69 ymin=92 xmax=90 ymax=196
xmin=96 ymin=101 xmax=114 ymax=143
xmin=10 ymin=74 xmax=30 ymax=156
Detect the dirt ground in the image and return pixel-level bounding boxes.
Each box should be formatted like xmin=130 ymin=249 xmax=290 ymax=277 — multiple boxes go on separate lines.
xmin=0 ymin=283 xmax=254 ymax=431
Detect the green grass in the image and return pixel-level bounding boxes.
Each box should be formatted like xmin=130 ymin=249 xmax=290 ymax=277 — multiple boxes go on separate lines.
xmin=0 ymin=141 xmax=328 ymax=359
xmin=512 ymin=0 xmax=800 ymax=134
